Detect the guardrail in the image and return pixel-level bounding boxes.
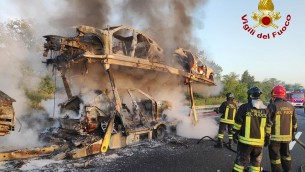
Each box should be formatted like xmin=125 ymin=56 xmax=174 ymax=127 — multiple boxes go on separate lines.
xmin=195 ymin=103 xmax=243 ymax=110
xmin=195 ymin=105 xmax=219 ymax=110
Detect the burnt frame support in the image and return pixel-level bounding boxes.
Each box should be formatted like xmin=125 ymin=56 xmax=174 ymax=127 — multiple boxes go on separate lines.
xmin=61 ymin=70 xmax=73 ymax=99
xmin=186 ymin=80 xmax=198 ymax=125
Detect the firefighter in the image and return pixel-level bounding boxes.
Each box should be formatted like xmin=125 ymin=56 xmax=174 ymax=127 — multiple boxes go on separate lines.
xmin=232 ymin=87 xmax=272 ymax=172
xmin=214 ymin=92 xmax=237 ymax=148
xmin=268 ymin=85 xmax=297 ymax=172
xmin=269 ymin=91 xmax=275 ymax=105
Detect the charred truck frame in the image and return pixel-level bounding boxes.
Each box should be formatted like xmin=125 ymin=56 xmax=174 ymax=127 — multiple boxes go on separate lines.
xmin=0 ymin=25 xmax=215 ymax=161
xmin=43 ymin=25 xmax=215 ymax=157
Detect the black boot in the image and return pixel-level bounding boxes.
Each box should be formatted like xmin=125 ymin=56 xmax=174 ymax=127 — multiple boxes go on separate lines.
xmin=214 ymin=139 xmax=223 ymax=148
xmin=228 ymin=139 xmax=232 ymax=148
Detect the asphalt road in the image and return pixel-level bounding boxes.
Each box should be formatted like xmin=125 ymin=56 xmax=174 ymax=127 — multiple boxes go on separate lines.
xmin=96 ymin=108 xmax=305 ymax=172
xmin=1 ymin=109 xmax=304 ymax=172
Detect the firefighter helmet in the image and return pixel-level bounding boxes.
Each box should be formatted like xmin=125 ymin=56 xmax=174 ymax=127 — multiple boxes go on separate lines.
xmin=271 ymin=85 xmax=286 ymax=99
xmin=226 ymin=92 xmax=234 ymax=99
xmin=247 ymin=86 xmax=262 ymax=98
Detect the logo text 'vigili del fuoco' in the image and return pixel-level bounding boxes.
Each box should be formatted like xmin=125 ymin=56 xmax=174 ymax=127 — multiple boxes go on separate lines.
xmin=241 ymin=0 xmax=291 ymax=39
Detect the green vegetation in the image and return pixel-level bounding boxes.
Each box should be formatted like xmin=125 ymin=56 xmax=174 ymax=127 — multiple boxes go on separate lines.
xmin=194 ymin=96 xmax=226 ymax=106
xmin=194 ymin=70 xmax=304 ymax=105
xmin=187 ymin=92 xmax=225 ymax=106
xmin=0 ymin=19 xmax=53 ymax=109
xmin=192 ymin=50 xmax=304 ymax=106
xmin=24 ymin=75 xmax=55 ymax=109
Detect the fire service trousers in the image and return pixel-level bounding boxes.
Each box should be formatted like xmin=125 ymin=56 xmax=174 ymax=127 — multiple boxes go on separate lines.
xmin=268 ymin=141 xmax=291 ymax=172
xmin=217 ymin=122 xmax=233 ymax=140
xmin=232 ymin=143 xmax=263 ymax=172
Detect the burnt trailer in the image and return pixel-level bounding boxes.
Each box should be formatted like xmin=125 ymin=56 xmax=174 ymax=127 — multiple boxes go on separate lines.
xmin=43 ymin=25 xmax=215 ymax=86
xmin=0 ymin=91 xmax=16 ymax=136
xmin=0 ymin=25 xmax=216 ymax=161
xmin=43 ymin=25 xmax=215 ymax=121
xmin=41 ymin=25 xmax=216 ymax=155
xmin=0 ymin=25 xmax=217 ymax=161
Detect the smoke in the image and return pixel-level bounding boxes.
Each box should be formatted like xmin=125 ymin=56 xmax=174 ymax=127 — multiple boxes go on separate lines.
xmin=61 ymin=63 xmax=219 ymax=139
xmin=112 ymin=0 xmax=207 ymax=51
xmin=7 ymin=0 xmax=207 ymax=50
xmin=33 ymin=0 xmax=206 ymax=50
xmin=50 ymin=0 xmax=110 ymax=29
xmin=193 ymin=79 xmax=224 ymax=97
xmin=22 ymin=0 xmax=207 ymax=51
xmin=0 ymin=20 xmax=52 ymax=150
xmin=166 ymin=106 xmax=218 ymax=139
xmin=0 ymin=0 xmax=219 ymax=151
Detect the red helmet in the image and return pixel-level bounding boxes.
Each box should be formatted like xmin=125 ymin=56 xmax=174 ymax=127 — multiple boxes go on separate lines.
xmin=271 ymin=85 xmax=286 ymax=98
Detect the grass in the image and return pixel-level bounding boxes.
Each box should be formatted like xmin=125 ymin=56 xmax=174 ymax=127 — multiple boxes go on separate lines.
xmin=194 ymin=96 xmax=226 ymax=106
xmin=186 ymin=92 xmax=226 ymax=106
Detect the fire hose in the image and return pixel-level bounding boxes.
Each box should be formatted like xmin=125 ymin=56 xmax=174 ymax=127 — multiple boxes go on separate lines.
xmin=295 ymin=138 xmax=305 ymax=150
xmin=197 ymin=136 xmax=237 ymax=153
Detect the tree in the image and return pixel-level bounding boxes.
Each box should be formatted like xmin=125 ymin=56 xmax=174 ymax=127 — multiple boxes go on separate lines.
xmin=6 ymin=19 xmax=35 ymax=49
xmin=222 ymin=72 xmax=248 ymax=103
xmin=24 ymin=75 xmax=55 ymax=109
xmin=0 ymin=19 xmax=52 ymax=109
xmin=257 ymin=78 xmax=284 ymax=102
xmin=264 ymin=78 xmax=284 ymax=86
xmin=285 ymin=84 xmax=293 ymax=92
xmin=291 ymin=83 xmax=304 ymax=91
xmin=241 ymin=70 xmax=255 ymax=88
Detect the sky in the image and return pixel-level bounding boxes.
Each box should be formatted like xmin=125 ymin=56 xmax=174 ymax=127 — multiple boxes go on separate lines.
xmin=0 ymin=0 xmax=302 ymax=153
xmin=0 ymin=0 xmax=304 ymax=87
xmin=198 ymin=0 xmax=305 ymax=87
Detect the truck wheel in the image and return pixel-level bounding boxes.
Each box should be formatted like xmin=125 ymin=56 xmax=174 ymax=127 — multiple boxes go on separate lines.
xmin=153 ymin=125 xmax=166 ymax=140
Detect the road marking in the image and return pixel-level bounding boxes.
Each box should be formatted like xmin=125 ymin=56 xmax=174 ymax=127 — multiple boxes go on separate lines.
xmin=289 ymin=132 xmax=302 ymax=150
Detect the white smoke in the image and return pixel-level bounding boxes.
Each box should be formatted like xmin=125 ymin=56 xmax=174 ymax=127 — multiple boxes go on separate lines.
xmin=0 ymin=0 xmax=221 ymax=150
xmin=0 ymin=20 xmax=54 ymax=150
xmin=165 ymin=99 xmax=218 ymax=139
xmin=193 ymin=79 xmax=224 ymax=97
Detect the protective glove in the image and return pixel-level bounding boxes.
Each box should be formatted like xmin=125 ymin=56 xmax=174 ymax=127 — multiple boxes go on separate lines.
xmin=214 ymin=108 xmax=219 ymax=113
xmin=264 ymin=135 xmax=270 ymax=147
xmin=233 ymin=132 xmax=239 ymax=144
xmin=292 ymin=128 xmax=297 ymax=141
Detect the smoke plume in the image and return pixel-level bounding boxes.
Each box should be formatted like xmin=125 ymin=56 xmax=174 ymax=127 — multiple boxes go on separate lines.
xmin=50 ymin=0 xmax=110 ymax=29
xmin=0 ymin=20 xmax=51 ymax=150
xmin=113 ymin=0 xmax=207 ymax=51
xmin=0 ymin=0 xmax=220 ymax=151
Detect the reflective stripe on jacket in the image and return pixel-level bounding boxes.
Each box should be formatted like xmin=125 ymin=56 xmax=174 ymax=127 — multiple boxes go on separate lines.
xmin=269 ymin=98 xmax=297 ymax=142
xmin=233 ymin=102 xmax=272 ymax=146
xmin=219 ymin=100 xmax=237 ymax=124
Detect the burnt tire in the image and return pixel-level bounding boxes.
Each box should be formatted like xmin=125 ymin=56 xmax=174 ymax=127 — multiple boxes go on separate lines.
xmin=153 ymin=125 xmax=166 ymax=140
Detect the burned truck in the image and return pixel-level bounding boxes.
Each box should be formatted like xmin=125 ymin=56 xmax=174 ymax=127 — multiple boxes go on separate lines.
xmin=0 ymin=91 xmax=15 ymax=136
xmin=61 ymin=88 xmax=177 ymax=159
xmin=174 ymin=48 xmax=214 ymax=80
xmin=79 ymin=88 xmax=174 ymax=138
xmin=43 ymin=25 xmax=214 ymax=85
xmin=34 ymin=25 xmax=216 ymax=157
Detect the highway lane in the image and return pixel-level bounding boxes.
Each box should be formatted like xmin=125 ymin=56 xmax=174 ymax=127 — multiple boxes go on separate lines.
xmin=291 ymin=108 xmax=305 ymax=172
xmin=1 ymin=108 xmax=304 ymax=172
xmin=97 ymin=108 xmax=305 ymax=172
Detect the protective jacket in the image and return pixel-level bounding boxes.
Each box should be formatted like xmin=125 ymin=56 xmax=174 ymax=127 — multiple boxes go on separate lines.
xmin=268 ymin=98 xmax=297 ymax=142
xmin=233 ymin=102 xmax=272 ymax=146
xmin=219 ymin=100 xmax=237 ymax=124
